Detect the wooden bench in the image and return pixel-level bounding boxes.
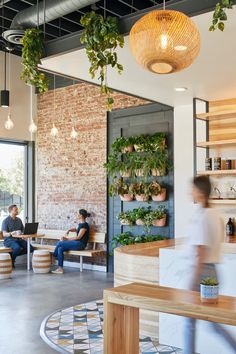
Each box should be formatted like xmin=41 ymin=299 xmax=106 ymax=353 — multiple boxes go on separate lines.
xmin=103 ymin=282 xmax=236 ymax=354
xmin=32 ymin=229 xmax=106 ymax=272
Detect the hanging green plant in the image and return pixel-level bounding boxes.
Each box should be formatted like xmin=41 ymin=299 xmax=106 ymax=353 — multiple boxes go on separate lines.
xmin=209 ymin=0 xmax=233 ymax=32
xmin=21 ymin=28 xmax=49 ymax=92
xmin=80 ymin=11 xmax=124 ymax=110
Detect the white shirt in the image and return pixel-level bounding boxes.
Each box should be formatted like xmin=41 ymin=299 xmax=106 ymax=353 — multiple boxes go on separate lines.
xmin=187 ymin=206 xmax=224 ymax=264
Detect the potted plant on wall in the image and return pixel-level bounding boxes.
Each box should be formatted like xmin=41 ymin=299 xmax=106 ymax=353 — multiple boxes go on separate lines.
xmin=111 ymin=232 xmax=167 ymax=252
xmin=150 ymin=206 xmax=167 ymax=227
xmin=146 ymin=151 xmax=169 ymax=177
xmin=131 ymin=182 xmax=150 ymax=202
xmin=133 ymin=207 xmax=150 ymax=226
xmin=200 ymin=278 xmax=219 ymax=303
xmin=149 ymin=133 xmax=166 ymax=151
xmin=133 ymin=134 xmax=148 ymax=152
xmin=149 ymin=181 xmax=166 ymax=201
xmin=117 ymin=211 xmax=134 ymax=226
xmin=112 ymin=137 xmax=134 ymax=154
xmin=109 ymin=179 xmax=133 ymax=201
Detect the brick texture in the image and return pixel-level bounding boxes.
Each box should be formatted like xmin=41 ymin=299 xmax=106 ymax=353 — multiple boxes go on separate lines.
xmin=36 ymin=82 xmax=149 ymax=265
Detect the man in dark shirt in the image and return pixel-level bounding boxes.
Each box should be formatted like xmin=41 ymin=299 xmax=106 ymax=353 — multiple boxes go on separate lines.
xmin=2 ymin=204 xmax=33 ymax=267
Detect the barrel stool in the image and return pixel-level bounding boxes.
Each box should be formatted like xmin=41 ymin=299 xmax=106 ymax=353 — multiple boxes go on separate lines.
xmin=32 ymin=250 xmax=51 ymax=274
xmin=0 ymin=253 xmax=12 ymax=279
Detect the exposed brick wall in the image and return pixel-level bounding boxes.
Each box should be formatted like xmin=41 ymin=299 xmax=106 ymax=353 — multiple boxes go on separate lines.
xmin=36 ymin=82 xmax=149 ymax=265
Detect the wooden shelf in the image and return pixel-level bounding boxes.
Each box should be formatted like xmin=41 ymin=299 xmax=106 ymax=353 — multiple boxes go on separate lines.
xmin=197 ymin=139 xmax=236 ymax=148
xmin=197 ymin=169 xmax=236 ymax=176
xmin=196 ymin=110 xmax=236 ymax=121
xmin=209 ymin=199 xmax=236 ymax=205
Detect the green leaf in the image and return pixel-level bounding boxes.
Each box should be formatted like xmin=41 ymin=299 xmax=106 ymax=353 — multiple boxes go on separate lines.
xmin=209 ymin=24 xmax=216 ymax=32
xmin=218 ymin=21 xmax=225 ymax=31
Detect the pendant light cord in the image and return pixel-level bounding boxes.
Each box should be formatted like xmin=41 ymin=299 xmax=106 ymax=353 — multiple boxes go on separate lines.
xmin=163 ymin=0 xmax=166 ymax=10
xmin=30 ymin=85 xmax=33 ymax=122
xmin=53 ymin=74 xmax=55 ymax=123
xmin=37 ymin=0 xmax=39 ymax=29
xmin=4 ymin=51 xmax=6 ymax=90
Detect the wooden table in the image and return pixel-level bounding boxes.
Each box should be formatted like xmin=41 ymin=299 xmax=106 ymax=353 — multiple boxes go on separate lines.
xmin=13 ymin=234 xmax=45 ymax=271
xmin=103 ymin=283 xmax=236 ymax=354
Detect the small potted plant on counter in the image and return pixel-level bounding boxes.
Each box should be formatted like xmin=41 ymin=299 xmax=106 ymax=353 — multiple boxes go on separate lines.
xmin=149 ymin=181 xmax=166 ymax=201
xmin=131 ymin=182 xmax=150 ymax=202
xmin=200 ymin=278 xmax=219 ymax=303
xmin=151 ymin=206 xmax=167 ymax=227
xmin=109 ymin=179 xmax=134 ymax=201
xmin=117 ymin=211 xmax=134 ymax=226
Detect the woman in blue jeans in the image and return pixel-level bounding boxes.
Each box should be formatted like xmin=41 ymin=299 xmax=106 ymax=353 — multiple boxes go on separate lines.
xmin=52 ymin=209 xmax=90 ymax=274
xmin=184 ymin=176 xmax=236 ymax=353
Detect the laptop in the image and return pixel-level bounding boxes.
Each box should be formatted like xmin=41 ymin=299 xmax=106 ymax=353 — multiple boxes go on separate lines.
xmin=24 ymin=222 xmax=39 ymax=235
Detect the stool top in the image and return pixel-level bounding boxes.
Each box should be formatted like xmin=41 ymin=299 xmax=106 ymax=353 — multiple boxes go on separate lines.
xmin=0 ymin=253 xmax=11 ymax=260
xmin=33 ymin=250 xmax=50 ymax=255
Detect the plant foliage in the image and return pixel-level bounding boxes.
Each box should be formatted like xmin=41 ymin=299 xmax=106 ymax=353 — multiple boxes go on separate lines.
xmin=21 ymin=28 xmax=49 ymax=92
xmin=80 ymin=11 xmax=124 ymax=110
xmin=210 ymin=0 xmax=233 ymax=32
xmin=200 ymin=278 xmax=219 ymax=286
xmin=111 ymin=231 xmax=167 ymax=253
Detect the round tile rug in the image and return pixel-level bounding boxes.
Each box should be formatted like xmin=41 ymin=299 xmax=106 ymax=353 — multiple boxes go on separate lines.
xmin=40 ymin=300 xmax=182 ymax=354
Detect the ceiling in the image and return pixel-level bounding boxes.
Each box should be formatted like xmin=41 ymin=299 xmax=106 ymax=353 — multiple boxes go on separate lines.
xmin=40 ymin=7 xmax=236 ymax=107
xmin=0 ymin=0 xmax=178 ymax=50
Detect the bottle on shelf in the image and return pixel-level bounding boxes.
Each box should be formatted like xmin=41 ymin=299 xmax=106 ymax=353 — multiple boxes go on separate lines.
xmin=226 ymin=159 xmax=232 ymax=170
xmin=205 ymin=157 xmax=212 ymax=171
xmin=214 ymin=157 xmax=221 ymax=170
xmin=226 ymin=218 xmax=234 ymax=236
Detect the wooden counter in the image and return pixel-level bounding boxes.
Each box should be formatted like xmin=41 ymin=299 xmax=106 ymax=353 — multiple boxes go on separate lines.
xmin=114 ymin=237 xmax=236 ymax=338
xmin=114 ymin=239 xmax=182 ymax=337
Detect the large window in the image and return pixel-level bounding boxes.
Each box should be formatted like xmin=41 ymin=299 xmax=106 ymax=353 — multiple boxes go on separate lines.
xmin=0 ymin=142 xmax=26 ymax=229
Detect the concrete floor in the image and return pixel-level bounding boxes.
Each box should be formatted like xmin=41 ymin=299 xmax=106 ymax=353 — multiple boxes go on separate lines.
xmin=0 ymin=265 xmax=113 ymax=354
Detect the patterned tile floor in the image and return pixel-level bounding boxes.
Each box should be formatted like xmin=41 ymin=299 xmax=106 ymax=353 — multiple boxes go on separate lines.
xmin=41 ymin=300 xmax=182 ymax=354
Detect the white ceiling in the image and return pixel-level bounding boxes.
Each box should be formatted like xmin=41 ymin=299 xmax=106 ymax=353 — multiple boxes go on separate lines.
xmin=41 ymin=7 xmax=236 ymax=107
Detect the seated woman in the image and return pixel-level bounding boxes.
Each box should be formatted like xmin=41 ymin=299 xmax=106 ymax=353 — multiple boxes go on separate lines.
xmin=52 ymin=209 xmax=91 ymax=274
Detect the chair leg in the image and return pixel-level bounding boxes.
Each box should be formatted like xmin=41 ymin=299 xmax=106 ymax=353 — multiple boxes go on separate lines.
xmin=80 ymin=256 xmax=83 ymax=272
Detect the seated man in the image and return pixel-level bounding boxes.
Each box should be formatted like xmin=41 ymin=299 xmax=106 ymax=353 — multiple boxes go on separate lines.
xmin=1 ymin=204 xmax=33 ymax=267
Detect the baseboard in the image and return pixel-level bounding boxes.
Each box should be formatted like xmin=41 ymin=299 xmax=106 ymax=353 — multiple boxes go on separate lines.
xmin=62 ymin=261 xmax=106 ymax=272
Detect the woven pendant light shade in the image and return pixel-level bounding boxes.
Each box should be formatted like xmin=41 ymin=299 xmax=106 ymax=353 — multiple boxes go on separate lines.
xmin=129 ymin=10 xmax=200 ymax=74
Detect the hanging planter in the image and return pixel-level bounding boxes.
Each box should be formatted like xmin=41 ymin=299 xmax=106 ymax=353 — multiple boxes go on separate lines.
xmin=210 ymin=0 xmax=234 ymax=32
xmin=80 ymin=11 xmax=124 ymax=111
xmin=21 ymin=28 xmax=49 ymax=92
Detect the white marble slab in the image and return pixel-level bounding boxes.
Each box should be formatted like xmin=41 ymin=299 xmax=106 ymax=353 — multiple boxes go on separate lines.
xmin=159 ymin=247 xmax=236 ymax=354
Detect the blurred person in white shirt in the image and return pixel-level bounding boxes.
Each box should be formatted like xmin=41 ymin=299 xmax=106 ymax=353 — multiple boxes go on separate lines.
xmin=184 ymin=175 xmax=236 ymax=354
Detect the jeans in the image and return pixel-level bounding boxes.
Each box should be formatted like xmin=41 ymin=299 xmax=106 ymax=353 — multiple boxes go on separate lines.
xmin=183 ymin=263 xmax=236 ymax=354
xmin=53 ymin=240 xmax=85 ymax=267
xmin=4 ymin=237 xmax=34 ymax=262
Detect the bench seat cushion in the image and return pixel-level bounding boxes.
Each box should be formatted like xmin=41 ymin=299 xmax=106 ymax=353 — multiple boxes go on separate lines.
xmin=32 ymin=243 xmax=105 ymax=257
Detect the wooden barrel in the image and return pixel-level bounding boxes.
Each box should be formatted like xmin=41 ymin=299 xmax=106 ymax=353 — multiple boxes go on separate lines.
xmin=0 ymin=253 xmax=12 ymax=279
xmin=32 ymin=250 xmax=51 ymax=274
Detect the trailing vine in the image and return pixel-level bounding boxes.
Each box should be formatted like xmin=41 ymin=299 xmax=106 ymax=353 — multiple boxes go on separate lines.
xmin=80 ymin=11 xmax=124 ymax=110
xmin=21 ymin=28 xmax=49 ymax=92
xmin=210 ymin=0 xmax=234 ymax=31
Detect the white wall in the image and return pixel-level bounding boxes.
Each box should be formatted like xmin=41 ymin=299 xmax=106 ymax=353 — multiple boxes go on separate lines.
xmin=0 ymin=51 xmax=33 ymax=141
xmin=174 ymin=104 xmax=195 ymax=237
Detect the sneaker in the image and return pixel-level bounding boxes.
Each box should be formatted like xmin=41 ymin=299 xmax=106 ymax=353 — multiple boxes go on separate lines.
xmin=51 ymin=268 xmax=64 ymax=274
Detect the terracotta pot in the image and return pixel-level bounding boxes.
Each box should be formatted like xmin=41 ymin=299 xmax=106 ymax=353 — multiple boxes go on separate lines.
xmin=151 ymin=168 xmax=166 ymax=177
xmin=134 ymin=144 xmax=145 ymax=152
xmin=151 ymin=138 xmax=166 ymax=151
xmin=119 ymin=194 xmax=133 ymax=202
xmin=135 ymin=194 xmax=149 ymax=202
xmin=122 ymin=145 xmax=133 ymax=153
xmin=135 ymin=169 xmax=145 ymax=177
xmin=152 ymin=214 xmax=166 ymax=227
xmin=151 ymin=188 xmax=166 ymax=202
xmin=136 ymin=219 xmax=144 ymax=226
xmin=120 ymin=219 xmax=131 ymax=226
xmin=200 ymin=284 xmax=219 ymax=304
xmin=120 ymin=170 xmax=131 ymax=178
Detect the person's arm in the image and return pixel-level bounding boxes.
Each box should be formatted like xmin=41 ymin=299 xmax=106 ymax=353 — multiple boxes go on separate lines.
xmin=65 ymin=227 xmax=77 ymax=236
xmin=2 ymin=220 xmax=11 ymax=238
xmin=67 ymin=228 xmax=86 ymax=241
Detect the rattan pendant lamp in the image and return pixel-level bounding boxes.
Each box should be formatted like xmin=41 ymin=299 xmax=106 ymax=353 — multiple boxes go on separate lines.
xmin=129 ymin=0 xmax=200 ymax=74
